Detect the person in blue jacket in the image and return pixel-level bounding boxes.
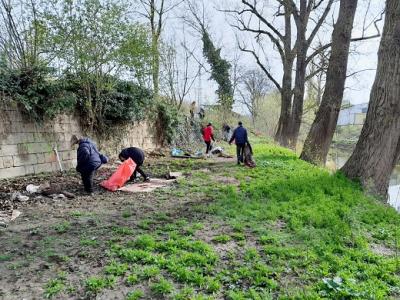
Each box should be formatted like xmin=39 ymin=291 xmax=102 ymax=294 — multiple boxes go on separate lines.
xmin=71 ymin=135 xmax=108 ymax=193
xmin=118 ymin=147 xmax=149 ymax=182
xmin=229 ymin=121 xmax=249 ymax=165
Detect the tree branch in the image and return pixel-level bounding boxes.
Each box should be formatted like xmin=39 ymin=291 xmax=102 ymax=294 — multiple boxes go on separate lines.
xmin=238 ymin=44 xmax=282 ymax=91
xmin=240 ymin=0 xmax=285 ymax=41
xmin=307 ymin=0 xmax=334 ymax=47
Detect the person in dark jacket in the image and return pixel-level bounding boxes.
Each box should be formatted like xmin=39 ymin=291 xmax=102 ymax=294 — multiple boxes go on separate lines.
xmin=71 ymin=135 xmax=108 ymax=193
xmin=229 ymin=121 xmax=249 ymax=165
xmin=119 ymin=147 xmax=149 ymax=182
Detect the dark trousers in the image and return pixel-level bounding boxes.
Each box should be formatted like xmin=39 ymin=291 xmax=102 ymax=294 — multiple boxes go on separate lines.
xmin=81 ymin=170 xmax=95 ymax=193
xmin=205 ymin=141 xmax=212 ymax=154
xmin=236 ymin=143 xmax=245 ymax=164
xmin=130 ymin=164 xmax=147 ymax=181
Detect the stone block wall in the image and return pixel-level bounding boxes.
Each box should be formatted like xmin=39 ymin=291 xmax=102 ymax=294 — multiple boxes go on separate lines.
xmin=0 ymin=101 xmax=158 ymax=179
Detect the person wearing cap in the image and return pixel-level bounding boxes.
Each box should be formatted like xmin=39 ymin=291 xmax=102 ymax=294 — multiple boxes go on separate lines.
xmin=70 ymin=135 xmax=108 ymax=194
xmin=202 ymin=122 xmax=215 ymax=157
xmin=118 ymin=147 xmax=149 ymax=182
xmin=229 ymin=121 xmax=249 ymax=165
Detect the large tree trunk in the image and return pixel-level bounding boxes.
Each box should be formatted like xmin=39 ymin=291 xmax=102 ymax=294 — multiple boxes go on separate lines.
xmin=341 ymin=0 xmax=400 ymax=197
xmin=300 ymin=0 xmax=358 ymax=165
xmin=289 ymin=0 xmax=307 ymax=149
xmin=275 ymin=9 xmax=293 ymax=147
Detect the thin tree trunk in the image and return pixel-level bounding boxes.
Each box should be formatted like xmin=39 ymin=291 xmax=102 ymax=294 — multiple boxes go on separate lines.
xmin=152 ymin=34 xmax=160 ymax=98
xmin=341 ymin=0 xmax=400 ymax=197
xmin=301 ymin=0 xmax=358 ymax=165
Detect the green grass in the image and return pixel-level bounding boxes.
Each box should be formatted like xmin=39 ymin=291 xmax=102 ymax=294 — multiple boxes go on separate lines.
xmin=53 ymin=221 xmax=71 ymax=234
xmin=85 ymin=276 xmax=116 ymax=294
xmin=212 ymin=234 xmax=231 ymax=243
xmin=126 ymin=290 xmax=144 ymax=300
xmin=43 ymin=272 xmax=66 ymax=298
xmin=25 ymin=138 xmax=400 ymax=299
xmin=150 ymin=277 xmax=174 ymax=296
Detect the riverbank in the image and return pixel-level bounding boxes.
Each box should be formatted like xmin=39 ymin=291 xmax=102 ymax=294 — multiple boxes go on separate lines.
xmin=0 ymin=139 xmax=399 ymax=299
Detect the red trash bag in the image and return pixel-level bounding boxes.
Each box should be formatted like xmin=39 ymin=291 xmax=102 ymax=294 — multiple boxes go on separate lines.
xmin=100 ymin=158 xmax=136 ymax=191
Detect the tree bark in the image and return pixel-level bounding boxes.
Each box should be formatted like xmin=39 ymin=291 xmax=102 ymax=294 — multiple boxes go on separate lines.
xmin=274 ymin=8 xmax=293 ymax=147
xmin=341 ymin=0 xmax=400 ymax=197
xmin=289 ymin=0 xmax=307 ymax=149
xmin=300 ymin=0 xmax=358 ymax=165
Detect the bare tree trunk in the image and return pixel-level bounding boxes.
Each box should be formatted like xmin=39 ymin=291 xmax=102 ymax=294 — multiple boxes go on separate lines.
xmin=152 ymin=34 xmax=160 ymax=98
xmin=275 ymin=66 xmax=293 ymax=147
xmin=341 ymin=0 xmax=400 ymax=197
xmin=301 ymin=0 xmax=358 ymax=165
xmin=287 ymin=0 xmax=307 ymax=149
xmin=275 ymin=9 xmax=293 ymax=147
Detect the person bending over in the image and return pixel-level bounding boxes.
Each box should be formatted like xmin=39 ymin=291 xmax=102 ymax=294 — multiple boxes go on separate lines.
xmin=119 ymin=147 xmax=149 ymax=182
xmin=71 ymin=135 xmax=108 ymax=194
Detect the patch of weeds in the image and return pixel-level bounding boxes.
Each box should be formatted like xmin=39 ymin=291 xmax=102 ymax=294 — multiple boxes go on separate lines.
xmin=126 ymin=290 xmax=144 ymax=300
xmin=132 ymin=234 xmax=156 ymax=250
xmin=54 ymin=221 xmax=71 ymax=234
xmin=184 ymin=222 xmax=205 ymax=236
xmin=372 ymin=228 xmax=390 ymax=240
xmin=176 ymin=218 xmax=188 ymax=227
xmin=164 ymin=223 xmax=178 ymax=231
xmin=80 ymin=237 xmax=99 ymax=247
xmin=150 ymin=277 xmax=174 ymax=296
xmin=0 ymin=254 xmax=12 ymax=262
xmin=154 ymin=212 xmax=170 ymax=222
xmin=141 ymin=265 xmax=161 ymax=279
xmin=138 ymin=219 xmax=152 ymax=230
xmin=85 ymin=276 xmax=116 ymax=294
xmin=212 ymin=234 xmax=231 ymax=244
xmin=205 ymin=277 xmax=221 ymax=293
xmin=44 ymin=272 xmax=66 ymax=299
xmin=244 ymin=248 xmax=260 ymax=262
xmin=173 ymin=286 xmax=194 ymax=300
xmin=259 ymin=235 xmax=275 ymax=245
xmin=126 ymin=273 xmax=140 ymax=286
xmin=320 ymin=276 xmax=366 ymax=298
xmin=70 ymin=211 xmax=84 ymax=217
xmin=104 ymin=260 xmax=128 ymax=276
xmin=112 ymin=226 xmax=134 ymax=236
xmin=122 ymin=210 xmax=132 ymax=218
xmin=231 ymin=222 xmax=245 ymax=233
xmin=231 ymin=232 xmax=245 ymax=241
xmin=117 ymin=248 xmax=159 ymax=264
xmin=7 ymin=261 xmax=25 ymax=270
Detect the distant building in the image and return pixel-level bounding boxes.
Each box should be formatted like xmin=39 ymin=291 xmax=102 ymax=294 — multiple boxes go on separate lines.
xmin=337 ymin=103 xmax=368 ymax=126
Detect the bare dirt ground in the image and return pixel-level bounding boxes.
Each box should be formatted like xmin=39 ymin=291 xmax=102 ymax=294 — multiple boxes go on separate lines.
xmin=0 ymin=156 xmax=237 ymax=300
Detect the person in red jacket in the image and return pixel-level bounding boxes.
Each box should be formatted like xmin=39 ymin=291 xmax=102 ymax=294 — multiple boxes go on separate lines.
xmin=202 ymin=122 xmax=215 ymax=157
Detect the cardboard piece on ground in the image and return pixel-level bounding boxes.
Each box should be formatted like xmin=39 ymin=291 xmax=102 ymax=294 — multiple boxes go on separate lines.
xmin=11 ymin=210 xmax=21 ymax=221
xmin=118 ymin=178 xmax=176 ymax=193
xmin=0 ymin=209 xmax=22 ymax=226
xmin=169 ymin=172 xmax=183 ymax=178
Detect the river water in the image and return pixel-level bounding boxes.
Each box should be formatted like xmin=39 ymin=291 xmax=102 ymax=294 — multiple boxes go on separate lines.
xmin=329 ymin=155 xmax=400 ymax=212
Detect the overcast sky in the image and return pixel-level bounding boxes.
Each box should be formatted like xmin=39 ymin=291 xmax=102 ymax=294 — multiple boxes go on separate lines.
xmin=163 ymin=0 xmax=384 ymax=113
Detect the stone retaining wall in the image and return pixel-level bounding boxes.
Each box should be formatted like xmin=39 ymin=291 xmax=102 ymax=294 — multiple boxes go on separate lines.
xmin=0 ymin=101 xmax=157 ymax=179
